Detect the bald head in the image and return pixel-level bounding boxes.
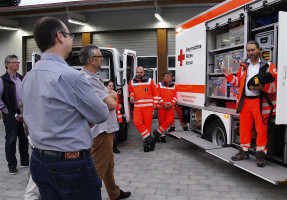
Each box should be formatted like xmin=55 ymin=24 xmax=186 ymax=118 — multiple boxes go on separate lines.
xmin=136 ymin=66 xmax=145 ymax=79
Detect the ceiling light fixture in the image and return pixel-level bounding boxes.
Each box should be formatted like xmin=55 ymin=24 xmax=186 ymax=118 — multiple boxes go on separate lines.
xmin=0 ymin=19 xmax=19 ymax=31
xmin=154 ymin=0 xmax=164 ymax=22
xmin=68 ymin=18 xmax=86 ymax=26
xmin=67 ymin=11 xmax=86 ymax=25
xmin=0 ymin=25 xmax=19 ymax=30
xmin=154 ymin=11 xmax=163 ymax=21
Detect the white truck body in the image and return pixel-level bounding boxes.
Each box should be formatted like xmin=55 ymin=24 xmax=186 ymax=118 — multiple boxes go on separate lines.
xmin=173 ymin=0 xmax=287 ymax=185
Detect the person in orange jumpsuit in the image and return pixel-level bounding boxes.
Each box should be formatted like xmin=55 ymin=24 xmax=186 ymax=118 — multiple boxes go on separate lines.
xmin=129 ymin=66 xmax=156 ymax=152
xmin=222 ymin=40 xmax=277 ymax=167
xmin=153 ymin=71 xmax=177 ymax=143
xmin=168 ymin=105 xmax=188 ymax=132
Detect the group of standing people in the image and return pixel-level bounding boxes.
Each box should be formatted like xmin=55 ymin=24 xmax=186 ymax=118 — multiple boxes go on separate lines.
xmin=0 ymin=14 xmax=277 ymax=200
xmin=129 ymin=67 xmax=180 ymax=152
xmin=129 ymin=40 xmax=277 ymax=168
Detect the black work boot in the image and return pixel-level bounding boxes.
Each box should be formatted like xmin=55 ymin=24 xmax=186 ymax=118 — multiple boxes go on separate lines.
xmin=113 ymin=142 xmax=120 ymax=154
xmin=153 ymin=129 xmax=161 ymax=143
xmin=256 ymin=151 xmax=266 ymax=167
xmin=145 ymin=135 xmax=156 ymax=151
xmin=168 ymin=127 xmax=175 ymax=132
xmin=231 ymin=147 xmax=249 ymax=161
xmin=160 ymin=135 xmax=166 ymax=143
xmin=183 ymin=126 xmax=189 ymax=131
xmin=143 ymin=141 xmax=150 ymax=152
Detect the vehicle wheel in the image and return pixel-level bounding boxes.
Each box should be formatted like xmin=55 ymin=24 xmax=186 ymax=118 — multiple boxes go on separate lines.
xmin=117 ymin=120 xmax=128 ymax=141
xmin=206 ymin=119 xmax=227 ymax=147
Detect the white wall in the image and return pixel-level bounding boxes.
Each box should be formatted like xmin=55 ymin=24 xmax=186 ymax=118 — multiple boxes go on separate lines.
xmin=0 ymin=29 xmax=30 ymax=75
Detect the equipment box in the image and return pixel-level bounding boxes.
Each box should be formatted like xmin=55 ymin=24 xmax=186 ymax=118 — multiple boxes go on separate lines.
xmin=214 ymin=53 xmax=228 ymax=73
xmin=255 ymin=30 xmax=274 ymax=48
xmin=228 ymin=50 xmax=243 ymax=73
xmin=261 ymin=48 xmax=273 ymax=62
xmin=230 ymin=26 xmax=244 ymax=46
xmin=211 ymin=77 xmax=226 ymax=97
xmin=216 ymin=32 xmax=230 ymax=49
xmin=228 ymin=86 xmax=239 ymax=98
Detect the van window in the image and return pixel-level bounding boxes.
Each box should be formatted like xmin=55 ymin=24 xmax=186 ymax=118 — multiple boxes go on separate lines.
xmin=137 ymin=56 xmax=157 ymax=68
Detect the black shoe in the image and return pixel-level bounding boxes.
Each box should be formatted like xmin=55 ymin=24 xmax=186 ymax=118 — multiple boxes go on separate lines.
xmin=160 ymin=136 xmax=166 ymax=143
xmin=9 ymin=167 xmax=17 ymax=175
xmin=143 ymin=141 xmax=150 ymax=152
xmin=113 ymin=146 xmax=120 ymax=154
xmin=117 ymin=189 xmax=131 ymax=199
xmin=149 ymin=138 xmax=155 ymax=151
xmin=183 ymin=126 xmax=189 ymax=131
xmin=256 ymin=151 xmax=266 ymax=167
xmin=153 ymin=129 xmax=161 ymax=143
xmin=168 ymin=127 xmax=175 ymax=132
xmin=21 ymin=162 xmax=29 ymax=167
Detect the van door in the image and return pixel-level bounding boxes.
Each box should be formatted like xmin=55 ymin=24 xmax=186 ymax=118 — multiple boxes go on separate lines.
xmin=122 ymin=49 xmax=137 ymax=123
xmin=32 ymin=50 xmax=41 ymax=68
xmin=276 ymin=11 xmax=287 ymax=125
xmin=144 ymin=68 xmax=158 ymax=84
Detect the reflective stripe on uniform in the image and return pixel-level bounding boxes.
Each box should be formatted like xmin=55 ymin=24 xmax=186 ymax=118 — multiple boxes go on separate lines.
xmin=134 ymin=99 xmax=153 ymax=103
xmin=134 ymin=103 xmax=154 ymax=107
xmin=141 ymin=129 xmax=150 ymax=138
xmin=262 ymin=108 xmax=276 ymax=115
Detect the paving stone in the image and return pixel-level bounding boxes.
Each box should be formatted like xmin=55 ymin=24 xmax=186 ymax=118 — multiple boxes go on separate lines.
xmin=0 ymin=119 xmax=287 ymax=199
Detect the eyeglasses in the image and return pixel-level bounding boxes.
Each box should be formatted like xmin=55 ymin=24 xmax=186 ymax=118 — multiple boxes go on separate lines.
xmin=8 ymin=62 xmax=20 ymax=64
xmin=93 ymin=55 xmax=104 ymax=58
xmin=56 ymin=31 xmax=74 ymax=39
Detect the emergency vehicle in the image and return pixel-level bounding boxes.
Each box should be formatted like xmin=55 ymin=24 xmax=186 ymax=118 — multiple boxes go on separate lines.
xmin=172 ymin=0 xmax=287 ymax=185
xmin=33 ymin=47 xmax=137 ymax=142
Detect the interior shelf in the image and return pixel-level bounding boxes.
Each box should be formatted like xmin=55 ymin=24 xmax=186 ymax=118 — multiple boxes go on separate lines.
xmin=251 ymin=23 xmax=278 ymax=32
xmin=209 ymin=44 xmax=244 ymax=53
xmin=208 ymin=95 xmax=237 ymax=101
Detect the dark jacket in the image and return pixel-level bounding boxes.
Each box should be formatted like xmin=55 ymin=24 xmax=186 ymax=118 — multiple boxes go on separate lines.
xmin=1 ymin=72 xmax=23 ymax=116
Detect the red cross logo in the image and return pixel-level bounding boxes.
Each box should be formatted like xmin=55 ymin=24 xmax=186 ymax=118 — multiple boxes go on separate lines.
xmin=178 ymin=49 xmax=185 ymax=66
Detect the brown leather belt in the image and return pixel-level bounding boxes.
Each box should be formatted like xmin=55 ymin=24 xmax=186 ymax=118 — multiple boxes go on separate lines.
xmin=33 ymin=147 xmax=90 ymax=159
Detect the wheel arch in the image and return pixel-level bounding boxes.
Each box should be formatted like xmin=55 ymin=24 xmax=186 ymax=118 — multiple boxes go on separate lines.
xmin=202 ymin=114 xmax=222 ymax=138
xmin=202 ymin=110 xmax=232 ymax=145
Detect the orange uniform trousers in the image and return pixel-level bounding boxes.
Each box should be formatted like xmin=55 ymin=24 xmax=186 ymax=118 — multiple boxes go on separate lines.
xmin=170 ymin=106 xmax=187 ymax=128
xmin=157 ymin=108 xmax=175 ymax=134
xmin=133 ymin=106 xmax=154 ymax=139
xmin=91 ymin=132 xmax=120 ymax=200
xmin=240 ymin=98 xmax=268 ymax=152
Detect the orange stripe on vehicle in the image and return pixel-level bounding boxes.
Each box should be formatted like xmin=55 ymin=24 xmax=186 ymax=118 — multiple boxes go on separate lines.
xmin=177 ymin=85 xmax=205 ymax=94
xmin=176 ymin=0 xmax=253 ymax=34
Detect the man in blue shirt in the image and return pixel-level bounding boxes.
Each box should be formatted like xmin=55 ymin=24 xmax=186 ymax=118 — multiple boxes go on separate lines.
xmin=21 ymin=16 xmax=109 ymax=200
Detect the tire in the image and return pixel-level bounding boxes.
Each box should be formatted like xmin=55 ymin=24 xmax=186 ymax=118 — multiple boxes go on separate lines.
xmin=117 ymin=119 xmax=128 ymax=141
xmin=206 ymin=119 xmax=227 ymax=147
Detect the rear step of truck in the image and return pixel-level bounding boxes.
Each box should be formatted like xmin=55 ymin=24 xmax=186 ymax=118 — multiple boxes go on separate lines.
xmin=168 ymin=131 xmax=287 ymax=185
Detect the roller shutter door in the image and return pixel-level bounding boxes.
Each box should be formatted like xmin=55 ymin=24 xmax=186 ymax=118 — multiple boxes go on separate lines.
xmin=167 ymin=29 xmax=175 ymax=56
xmin=92 ymin=30 xmax=157 ymax=56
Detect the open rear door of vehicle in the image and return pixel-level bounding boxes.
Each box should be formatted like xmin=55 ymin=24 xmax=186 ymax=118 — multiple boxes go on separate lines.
xmin=144 ymin=68 xmax=158 ymax=84
xmin=122 ymin=49 xmax=137 ymax=123
xmin=276 ymin=11 xmax=287 ymax=125
xmin=32 ymin=50 xmax=42 ymax=68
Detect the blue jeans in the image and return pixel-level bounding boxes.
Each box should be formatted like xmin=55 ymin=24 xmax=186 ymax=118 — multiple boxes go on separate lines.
xmin=30 ymin=150 xmax=102 ymax=200
xmin=2 ymin=113 xmax=29 ymax=168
